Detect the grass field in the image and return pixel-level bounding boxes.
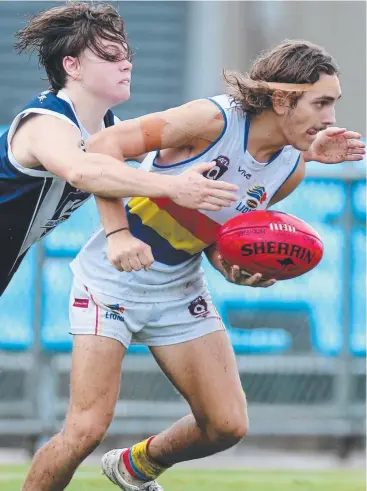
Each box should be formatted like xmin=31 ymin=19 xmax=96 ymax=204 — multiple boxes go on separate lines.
xmin=0 ymin=465 xmax=365 ymax=491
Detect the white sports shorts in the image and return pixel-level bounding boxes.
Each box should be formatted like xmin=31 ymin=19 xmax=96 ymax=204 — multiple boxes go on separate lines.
xmin=69 ymin=277 xmax=225 ymax=348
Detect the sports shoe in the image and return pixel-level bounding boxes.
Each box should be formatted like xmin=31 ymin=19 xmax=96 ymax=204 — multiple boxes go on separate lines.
xmin=101 ymin=448 xmax=164 ymax=491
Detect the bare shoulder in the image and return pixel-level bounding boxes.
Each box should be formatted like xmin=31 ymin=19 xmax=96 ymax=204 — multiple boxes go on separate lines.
xmin=25 ymin=113 xmax=81 ymax=142
xmin=11 ymin=114 xmax=82 ymax=169
xmin=142 ymin=99 xmax=225 ymax=162
xmin=157 ymin=98 xmax=225 ymax=142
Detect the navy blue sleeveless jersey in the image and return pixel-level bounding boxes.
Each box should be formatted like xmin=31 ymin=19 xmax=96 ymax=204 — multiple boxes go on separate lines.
xmin=0 ymin=90 xmax=116 ymax=295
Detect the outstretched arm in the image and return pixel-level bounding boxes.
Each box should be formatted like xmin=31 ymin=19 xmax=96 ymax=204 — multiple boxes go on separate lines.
xmin=86 ymin=99 xmax=224 ymax=161
xmin=21 ymin=110 xmax=238 ymax=210
xmin=85 ymin=99 xmax=239 ymax=211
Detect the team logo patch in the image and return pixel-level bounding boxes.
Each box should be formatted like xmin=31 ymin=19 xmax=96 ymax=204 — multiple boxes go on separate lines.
xmin=73 ymin=298 xmax=89 ymax=308
xmin=245 ymin=185 xmax=267 ymax=209
xmin=188 ymin=296 xmax=210 ymax=318
xmin=38 ymin=93 xmax=47 ymax=103
xmin=106 ymin=303 xmax=125 ymax=314
xmin=42 ymin=186 xmax=90 ymax=231
xmin=203 ymin=155 xmax=230 ymax=181
xmin=105 ymin=304 xmax=125 ymax=322
xmin=236 ymin=185 xmax=268 ymax=213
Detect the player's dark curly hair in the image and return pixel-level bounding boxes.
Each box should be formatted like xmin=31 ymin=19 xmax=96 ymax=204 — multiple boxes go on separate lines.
xmin=224 ymin=40 xmax=340 ymax=115
xmin=15 ymin=2 xmax=131 ymax=92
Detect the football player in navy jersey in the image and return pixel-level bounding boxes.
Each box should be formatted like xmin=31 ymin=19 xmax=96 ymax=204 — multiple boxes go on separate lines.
xmin=0 ymin=2 xmax=239 ymax=296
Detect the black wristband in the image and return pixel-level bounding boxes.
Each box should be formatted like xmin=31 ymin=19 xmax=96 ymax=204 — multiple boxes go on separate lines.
xmin=105 ymin=227 xmax=129 ymax=239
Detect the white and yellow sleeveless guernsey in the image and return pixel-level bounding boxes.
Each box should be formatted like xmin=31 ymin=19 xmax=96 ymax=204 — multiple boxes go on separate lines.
xmin=69 ymin=95 xmax=301 ymax=347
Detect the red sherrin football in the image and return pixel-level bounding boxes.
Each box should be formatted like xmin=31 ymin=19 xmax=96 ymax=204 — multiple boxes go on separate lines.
xmin=217 ymin=210 xmax=324 ymax=281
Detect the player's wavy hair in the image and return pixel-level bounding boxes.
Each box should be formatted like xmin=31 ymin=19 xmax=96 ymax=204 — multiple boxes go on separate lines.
xmin=14 ymin=2 xmax=131 ymax=92
xmin=224 ymin=40 xmax=340 ymax=115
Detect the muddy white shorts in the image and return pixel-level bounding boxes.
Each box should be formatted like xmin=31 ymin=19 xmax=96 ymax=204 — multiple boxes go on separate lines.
xmin=69 ymin=277 xmax=225 ymax=348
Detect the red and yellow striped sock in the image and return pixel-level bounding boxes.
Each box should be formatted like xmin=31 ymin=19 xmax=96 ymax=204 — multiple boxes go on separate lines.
xmin=121 ymin=437 xmax=169 ymax=481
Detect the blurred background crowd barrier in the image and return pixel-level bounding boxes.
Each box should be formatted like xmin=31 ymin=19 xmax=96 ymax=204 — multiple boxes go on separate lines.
xmin=0 ymin=1 xmax=365 ymax=455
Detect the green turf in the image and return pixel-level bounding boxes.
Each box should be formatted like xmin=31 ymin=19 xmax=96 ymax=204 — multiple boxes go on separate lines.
xmin=0 ymin=465 xmax=365 ymax=491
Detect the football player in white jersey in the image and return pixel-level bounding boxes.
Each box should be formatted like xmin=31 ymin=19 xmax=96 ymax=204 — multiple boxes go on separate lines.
xmin=0 ymin=3 xmax=239 ymax=296
xmin=22 ymin=40 xmax=365 ymax=491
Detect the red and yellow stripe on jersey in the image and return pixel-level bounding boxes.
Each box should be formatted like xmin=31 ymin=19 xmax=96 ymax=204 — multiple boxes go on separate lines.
xmin=126 ymin=197 xmax=221 ymax=265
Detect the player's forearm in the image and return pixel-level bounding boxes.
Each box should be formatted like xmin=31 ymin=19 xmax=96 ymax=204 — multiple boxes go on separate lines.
xmin=95 ymin=196 xmax=129 ymax=236
xmin=69 ymin=153 xmax=175 ymax=199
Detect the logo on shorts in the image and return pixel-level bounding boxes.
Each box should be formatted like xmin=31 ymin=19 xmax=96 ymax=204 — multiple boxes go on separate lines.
xmin=73 ymin=298 xmax=89 ymax=308
xmin=106 ymin=303 xmax=125 ymax=314
xmin=105 ymin=312 xmax=125 ymax=322
xmin=105 ymin=303 xmax=125 ymax=322
xmin=188 ymin=296 xmax=210 ymax=318
xmin=203 ymin=156 xmax=230 ymax=180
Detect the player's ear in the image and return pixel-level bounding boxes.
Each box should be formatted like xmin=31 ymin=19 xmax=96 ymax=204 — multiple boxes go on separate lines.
xmin=63 ymin=56 xmax=81 ymax=81
xmin=272 ymin=90 xmax=288 ymax=115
